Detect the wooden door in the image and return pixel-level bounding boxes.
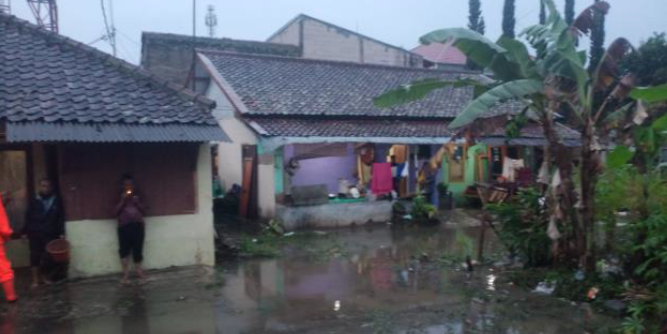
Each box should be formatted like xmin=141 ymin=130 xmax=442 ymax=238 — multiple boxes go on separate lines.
xmin=239 ymin=145 xmax=258 ymax=219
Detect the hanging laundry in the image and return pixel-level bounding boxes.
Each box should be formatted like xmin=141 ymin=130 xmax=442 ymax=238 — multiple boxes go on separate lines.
xmin=371 ymin=163 xmax=393 ymax=195
xmin=537 ymin=161 xmax=550 ymax=184
xmin=501 ymin=158 xmax=525 ymax=182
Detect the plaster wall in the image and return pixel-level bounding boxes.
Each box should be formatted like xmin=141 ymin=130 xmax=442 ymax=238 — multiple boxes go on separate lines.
xmin=65 ymin=144 xmax=215 ymax=278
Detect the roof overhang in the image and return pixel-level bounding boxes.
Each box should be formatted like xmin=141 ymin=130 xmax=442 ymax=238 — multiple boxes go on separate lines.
xmin=4 ymin=121 xmax=230 ymax=143
xmin=259 ymin=136 xmax=456 ymax=152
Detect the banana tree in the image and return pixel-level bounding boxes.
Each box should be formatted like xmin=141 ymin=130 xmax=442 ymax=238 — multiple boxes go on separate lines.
xmin=375 ymin=0 xmax=667 ymax=271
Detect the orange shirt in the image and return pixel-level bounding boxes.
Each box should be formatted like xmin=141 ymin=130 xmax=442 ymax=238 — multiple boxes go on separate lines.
xmin=0 ymin=194 xmax=14 ymax=244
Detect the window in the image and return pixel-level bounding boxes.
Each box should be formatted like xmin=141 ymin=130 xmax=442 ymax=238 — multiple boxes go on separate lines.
xmin=58 ymin=143 xmax=199 ymax=221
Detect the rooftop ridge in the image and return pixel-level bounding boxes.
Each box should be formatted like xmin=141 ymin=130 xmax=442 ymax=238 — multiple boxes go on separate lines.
xmin=198 ymin=48 xmax=481 ymax=76
xmin=0 ymin=12 xmax=216 ymax=112
xmin=142 ymin=31 xmax=300 ymax=50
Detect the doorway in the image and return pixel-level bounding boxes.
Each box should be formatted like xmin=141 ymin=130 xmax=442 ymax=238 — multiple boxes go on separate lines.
xmin=0 ymin=147 xmax=33 ymax=232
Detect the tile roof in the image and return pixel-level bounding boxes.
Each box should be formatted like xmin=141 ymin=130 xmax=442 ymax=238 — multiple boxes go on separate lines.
xmin=201 ymin=50 xmax=507 ymax=119
xmin=0 ymin=13 xmax=218 ymax=127
xmin=412 ymin=41 xmax=467 ymax=66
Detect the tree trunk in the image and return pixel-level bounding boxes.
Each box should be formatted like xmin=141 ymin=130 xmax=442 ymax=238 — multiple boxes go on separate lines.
xmin=540 ymin=115 xmax=582 ymax=264
xmin=579 ymin=122 xmax=599 ymax=273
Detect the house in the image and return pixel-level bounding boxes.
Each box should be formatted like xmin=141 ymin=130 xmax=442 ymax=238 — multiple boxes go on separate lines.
xmin=267 ymin=14 xmax=424 ymax=68
xmin=141 ymin=32 xmax=301 ymax=86
xmin=411 ymin=40 xmax=468 ymax=70
xmin=0 ymin=13 xmax=229 ymax=277
xmin=193 ymin=51 xmax=579 ymax=228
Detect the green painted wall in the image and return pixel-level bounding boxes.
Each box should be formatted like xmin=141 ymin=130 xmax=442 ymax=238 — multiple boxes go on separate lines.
xmin=441 ymin=143 xmax=488 ymax=200
xmin=274 ymin=147 xmax=284 ymax=195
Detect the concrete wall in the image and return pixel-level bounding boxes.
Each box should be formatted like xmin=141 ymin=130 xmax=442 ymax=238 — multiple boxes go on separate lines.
xmin=276 ymin=201 xmax=392 ymax=231
xmin=285 ymin=144 xmax=358 ymax=194
xmin=443 ymin=143 xmax=488 ymax=200
xmin=269 ymin=19 xmax=300 ymax=46
xmin=66 ymin=144 xmax=215 ymax=278
xmin=206 ymin=83 xmax=276 ymax=218
xmin=268 ymin=17 xmax=422 ymax=67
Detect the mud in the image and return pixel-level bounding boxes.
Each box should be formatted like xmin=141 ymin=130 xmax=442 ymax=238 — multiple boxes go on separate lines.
xmin=0 ymin=224 xmax=619 ymax=333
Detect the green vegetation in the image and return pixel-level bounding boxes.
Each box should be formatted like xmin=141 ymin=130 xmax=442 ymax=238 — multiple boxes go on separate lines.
xmin=374 ymin=0 xmax=667 ymax=331
xmin=501 ymin=0 xmax=515 ymax=38
xmin=489 ymin=190 xmax=552 ymax=267
xmin=410 ymin=195 xmax=437 ymax=223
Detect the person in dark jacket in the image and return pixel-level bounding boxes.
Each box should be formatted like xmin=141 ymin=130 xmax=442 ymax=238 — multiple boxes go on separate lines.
xmin=115 ymin=175 xmax=147 ymax=284
xmin=22 ymin=178 xmax=65 ymax=288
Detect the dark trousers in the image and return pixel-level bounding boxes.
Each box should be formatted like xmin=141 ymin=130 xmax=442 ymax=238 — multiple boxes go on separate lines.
xmin=28 ymin=234 xmax=55 ymax=267
xmin=117 ymin=222 xmax=145 ymax=263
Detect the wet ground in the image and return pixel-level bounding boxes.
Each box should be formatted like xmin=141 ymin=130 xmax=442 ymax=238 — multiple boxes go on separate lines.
xmin=0 ymin=222 xmax=619 ymax=333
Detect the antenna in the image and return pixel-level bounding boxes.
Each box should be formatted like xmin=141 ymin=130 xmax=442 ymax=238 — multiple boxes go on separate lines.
xmin=100 ymin=0 xmax=117 ymax=56
xmin=205 ymin=5 xmax=217 ymax=38
xmin=26 ymin=0 xmax=59 ymax=32
xmin=0 ymin=0 xmax=10 ymax=14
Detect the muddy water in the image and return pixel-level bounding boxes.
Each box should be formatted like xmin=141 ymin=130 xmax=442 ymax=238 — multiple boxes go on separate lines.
xmin=0 ymin=225 xmax=618 ymax=333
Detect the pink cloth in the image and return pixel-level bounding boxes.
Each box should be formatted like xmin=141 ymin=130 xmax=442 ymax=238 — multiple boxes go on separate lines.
xmin=371 ymin=163 xmax=392 ymax=195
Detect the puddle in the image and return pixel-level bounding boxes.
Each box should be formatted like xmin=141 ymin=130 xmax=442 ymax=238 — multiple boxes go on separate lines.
xmin=0 ymin=225 xmax=618 ymax=333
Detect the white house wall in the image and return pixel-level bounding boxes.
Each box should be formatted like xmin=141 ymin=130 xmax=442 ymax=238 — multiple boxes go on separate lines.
xmin=206 ymin=83 xmax=276 ymax=218
xmin=267 ymin=16 xmax=416 ymax=67
xmin=65 ymin=144 xmax=215 ymax=278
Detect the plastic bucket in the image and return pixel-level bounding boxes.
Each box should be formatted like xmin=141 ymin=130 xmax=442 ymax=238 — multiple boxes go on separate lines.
xmin=46 ymin=239 xmax=70 ymax=263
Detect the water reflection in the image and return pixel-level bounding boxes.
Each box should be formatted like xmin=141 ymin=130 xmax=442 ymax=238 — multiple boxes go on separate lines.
xmin=0 ymin=225 xmax=617 ymax=333
xmin=214 ymin=226 xmax=615 ymax=333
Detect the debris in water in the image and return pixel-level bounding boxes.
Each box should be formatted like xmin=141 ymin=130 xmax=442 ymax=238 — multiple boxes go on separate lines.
xmin=534 ymin=282 xmax=556 ymax=295
xmin=283 ymin=232 xmax=295 ymax=237
xmin=587 ymin=287 xmax=599 ymax=300
xmin=574 ymin=270 xmax=585 ymax=281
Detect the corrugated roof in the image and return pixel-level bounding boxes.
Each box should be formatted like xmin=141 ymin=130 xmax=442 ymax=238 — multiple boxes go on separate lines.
xmin=246 ymin=116 xmax=579 ymax=144
xmin=6 ymin=122 xmax=230 ymax=143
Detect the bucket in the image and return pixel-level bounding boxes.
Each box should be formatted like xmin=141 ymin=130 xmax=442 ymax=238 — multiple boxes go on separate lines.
xmin=46 ymin=239 xmax=70 ymax=263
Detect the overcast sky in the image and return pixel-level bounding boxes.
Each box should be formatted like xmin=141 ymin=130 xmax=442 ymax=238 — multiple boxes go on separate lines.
xmin=9 ymin=0 xmax=667 ymax=64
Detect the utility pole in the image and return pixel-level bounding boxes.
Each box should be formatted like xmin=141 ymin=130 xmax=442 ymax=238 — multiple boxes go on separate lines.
xmin=0 ymin=0 xmax=10 ymax=14
xmin=27 ymin=0 xmax=59 ymax=32
xmin=205 ymin=5 xmax=217 ymax=38
xmin=191 ymin=0 xmax=197 ymax=90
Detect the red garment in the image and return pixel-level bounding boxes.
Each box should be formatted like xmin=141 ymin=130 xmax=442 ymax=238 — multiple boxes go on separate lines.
xmin=0 ymin=194 xmax=15 ymax=283
xmin=371 ymin=163 xmax=393 ymax=195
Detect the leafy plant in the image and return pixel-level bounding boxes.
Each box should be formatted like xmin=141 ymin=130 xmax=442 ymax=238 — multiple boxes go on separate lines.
xmin=375 ymin=0 xmax=667 ymax=273
xmin=410 ymin=195 xmax=437 ymax=222
xmin=489 ymin=189 xmax=552 ymax=267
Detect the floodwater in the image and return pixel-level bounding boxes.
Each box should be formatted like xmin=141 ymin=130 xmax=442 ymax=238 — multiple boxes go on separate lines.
xmin=0 ymin=223 xmax=618 ymax=333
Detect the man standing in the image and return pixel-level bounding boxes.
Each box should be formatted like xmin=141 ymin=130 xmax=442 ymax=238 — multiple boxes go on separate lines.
xmin=115 ymin=175 xmax=147 ymax=284
xmin=23 ymin=179 xmax=65 ymax=288
xmin=0 ymin=192 xmax=17 ymax=302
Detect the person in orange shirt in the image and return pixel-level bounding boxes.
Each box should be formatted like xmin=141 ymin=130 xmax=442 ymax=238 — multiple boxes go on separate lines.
xmin=0 ymin=192 xmax=17 ymax=302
